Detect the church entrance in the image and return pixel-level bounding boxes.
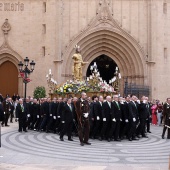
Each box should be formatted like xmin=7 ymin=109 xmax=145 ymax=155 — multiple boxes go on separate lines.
xmin=0 ymin=61 xmax=18 ymax=97
xmin=86 ymin=55 xmax=117 ymax=83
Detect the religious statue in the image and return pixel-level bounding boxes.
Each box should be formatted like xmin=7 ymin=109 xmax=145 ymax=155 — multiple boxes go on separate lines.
xmin=72 ymin=45 xmax=88 ymax=81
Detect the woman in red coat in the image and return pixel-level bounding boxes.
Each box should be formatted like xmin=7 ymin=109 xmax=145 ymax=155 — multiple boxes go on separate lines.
xmin=151 ymin=102 xmax=158 ymax=125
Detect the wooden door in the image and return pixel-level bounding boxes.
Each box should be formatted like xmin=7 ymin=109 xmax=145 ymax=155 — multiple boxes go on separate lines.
xmin=0 ymin=61 xmax=18 ymax=97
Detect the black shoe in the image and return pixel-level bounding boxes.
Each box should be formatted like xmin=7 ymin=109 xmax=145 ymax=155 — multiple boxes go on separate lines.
xmin=142 ymin=135 xmax=148 ymax=138
xmin=24 ymin=130 xmax=28 ymax=132
xmin=10 ymin=121 xmax=13 ymax=123
xmin=147 ymin=131 xmax=151 ymax=133
xmin=98 ymin=137 xmax=103 ymax=141
xmin=5 ymin=125 xmax=10 ymax=127
xmin=129 ymin=138 xmax=132 ymax=141
xmin=114 ymin=139 xmax=121 ymax=142
xmin=91 ymin=136 xmax=95 ymax=139
xmin=80 ymin=142 xmax=84 ymax=146
xmin=162 ymin=135 xmax=164 ymax=139
xmin=18 ymin=130 xmax=22 ymax=132
xmin=68 ymin=139 xmax=73 ymax=141
xmin=121 ymin=137 xmax=124 ymax=140
xmin=132 ymin=137 xmax=139 ymax=140
xmin=108 ymin=138 xmax=111 ymax=142
xmin=136 ymin=135 xmax=141 ymax=138
xmin=84 ymin=142 xmax=91 ymax=145
xmin=60 ymin=137 xmax=64 ymax=141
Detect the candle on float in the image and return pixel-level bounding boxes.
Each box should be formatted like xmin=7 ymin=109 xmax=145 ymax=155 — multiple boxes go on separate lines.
xmin=119 ymin=73 xmax=121 ymax=79
xmin=46 ymin=74 xmax=48 ymax=78
xmin=90 ymin=66 xmax=93 ymax=70
xmin=116 ymin=67 xmax=118 ymax=71
xmin=87 ymin=77 xmax=89 ymax=81
xmin=49 ymin=69 xmax=52 ymax=75
xmin=94 ymin=62 xmax=97 ymax=66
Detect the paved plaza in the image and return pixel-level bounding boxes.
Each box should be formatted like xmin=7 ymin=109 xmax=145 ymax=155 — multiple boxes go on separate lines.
xmin=0 ymin=122 xmax=170 ymax=170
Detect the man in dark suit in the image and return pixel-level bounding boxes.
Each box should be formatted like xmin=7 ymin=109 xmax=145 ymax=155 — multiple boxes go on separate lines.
xmin=60 ymin=98 xmax=75 ymax=141
xmin=120 ymin=96 xmax=130 ymax=140
xmin=30 ymin=99 xmax=39 ymax=130
xmin=1 ymin=98 xmax=10 ymax=127
xmin=99 ymin=96 xmax=112 ymax=141
xmin=92 ymin=95 xmax=103 ymax=139
xmin=136 ymin=96 xmax=149 ymax=138
xmin=0 ymin=101 xmax=4 ymax=122
xmin=162 ymin=98 xmax=170 ymax=139
xmin=46 ymin=97 xmax=58 ymax=133
xmin=57 ymin=97 xmax=66 ymax=134
xmin=75 ymin=92 xmax=91 ymax=146
xmin=0 ymin=93 xmax=3 ymax=103
xmin=39 ymin=98 xmax=50 ymax=131
xmin=27 ymin=98 xmax=34 ymax=129
xmin=8 ymin=98 xmax=14 ymax=123
xmin=110 ymin=95 xmax=122 ymax=141
xmin=128 ymin=95 xmax=139 ymax=141
xmin=50 ymin=97 xmax=58 ymax=133
xmin=16 ymin=99 xmax=28 ymax=132
xmin=89 ymin=95 xmax=98 ymax=139
xmin=145 ymin=97 xmax=152 ymax=133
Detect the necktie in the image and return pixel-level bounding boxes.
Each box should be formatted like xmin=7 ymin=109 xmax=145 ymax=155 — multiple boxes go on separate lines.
xmin=116 ymin=102 xmax=120 ymax=110
xmin=108 ymin=102 xmax=111 ymax=108
xmin=69 ymin=104 xmax=72 ymax=112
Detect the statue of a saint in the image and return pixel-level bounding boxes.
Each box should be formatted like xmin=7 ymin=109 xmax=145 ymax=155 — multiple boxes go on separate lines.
xmin=72 ymin=45 xmax=88 ymax=81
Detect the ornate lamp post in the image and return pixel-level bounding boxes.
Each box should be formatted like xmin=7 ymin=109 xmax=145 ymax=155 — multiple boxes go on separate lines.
xmin=18 ymin=57 xmax=35 ymax=99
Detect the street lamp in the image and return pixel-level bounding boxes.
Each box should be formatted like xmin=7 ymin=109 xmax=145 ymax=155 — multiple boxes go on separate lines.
xmin=18 ymin=57 xmax=36 ymax=99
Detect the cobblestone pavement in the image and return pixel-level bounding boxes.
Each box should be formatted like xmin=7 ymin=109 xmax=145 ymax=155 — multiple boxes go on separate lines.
xmin=0 ymin=122 xmax=170 ymax=170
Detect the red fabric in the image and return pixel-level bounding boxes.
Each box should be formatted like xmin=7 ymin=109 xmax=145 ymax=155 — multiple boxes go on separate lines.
xmin=151 ymin=105 xmax=157 ymax=125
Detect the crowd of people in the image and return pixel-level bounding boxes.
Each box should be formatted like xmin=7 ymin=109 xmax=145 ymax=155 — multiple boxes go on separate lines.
xmin=0 ymin=92 xmax=170 ymax=146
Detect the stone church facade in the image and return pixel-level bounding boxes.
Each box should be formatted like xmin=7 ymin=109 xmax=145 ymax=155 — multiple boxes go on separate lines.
xmin=0 ymin=0 xmax=169 ymax=101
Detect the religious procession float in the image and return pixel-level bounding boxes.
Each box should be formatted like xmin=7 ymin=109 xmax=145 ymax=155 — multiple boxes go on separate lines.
xmin=46 ymin=45 xmax=121 ymax=98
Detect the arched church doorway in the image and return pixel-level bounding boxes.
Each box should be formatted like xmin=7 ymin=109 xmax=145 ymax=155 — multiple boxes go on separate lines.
xmin=0 ymin=61 xmax=18 ymax=97
xmin=86 ymin=55 xmax=118 ymax=83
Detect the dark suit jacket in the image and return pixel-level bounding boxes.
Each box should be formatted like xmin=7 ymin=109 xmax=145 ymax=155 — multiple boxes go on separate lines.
xmin=62 ymin=103 xmax=75 ymax=123
xmin=0 ymin=103 xmax=4 ymax=121
xmin=57 ymin=102 xmax=65 ymax=117
xmin=42 ymin=101 xmax=50 ymax=116
xmin=138 ymin=103 xmax=149 ymax=119
xmin=32 ymin=103 xmax=40 ymax=116
xmin=51 ymin=102 xmax=58 ymax=116
xmin=3 ymin=101 xmax=10 ymax=114
xmin=102 ymin=101 xmax=112 ymax=121
xmin=75 ymin=98 xmax=90 ymax=123
xmin=123 ymin=102 xmax=130 ymax=120
xmin=163 ymin=103 xmax=170 ymax=121
xmin=112 ymin=101 xmax=122 ymax=120
xmin=93 ymin=101 xmax=103 ymax=120
xmin=16 ymin=103 xmax=27 ymax=120
xmin=128 ymin=101 xmax=138 ymax=119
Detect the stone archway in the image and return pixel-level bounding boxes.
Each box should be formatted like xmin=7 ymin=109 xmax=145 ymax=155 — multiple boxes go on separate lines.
xmin=0 ymin=61 xmax=18 ymax=97
xmin=63 ymin=28 xmax=147 ymax=95
xmin=0 ymin=53 xmax=23 ymax=97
